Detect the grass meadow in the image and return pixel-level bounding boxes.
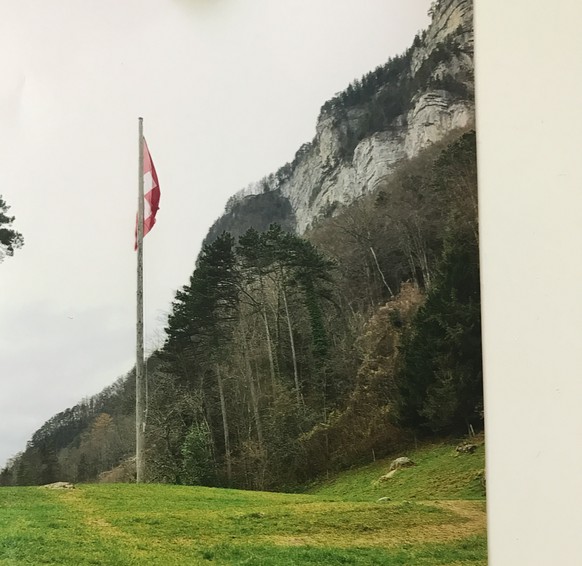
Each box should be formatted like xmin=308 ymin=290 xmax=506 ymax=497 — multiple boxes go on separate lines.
xmin=0 ymin=440 xmax=486 ymax=565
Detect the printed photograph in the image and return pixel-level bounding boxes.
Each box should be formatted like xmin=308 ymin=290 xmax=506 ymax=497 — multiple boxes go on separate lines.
xmin=0 ymin=0 xmax=485 ymax=563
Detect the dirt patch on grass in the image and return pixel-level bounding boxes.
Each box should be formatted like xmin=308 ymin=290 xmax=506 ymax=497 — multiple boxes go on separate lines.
xmin=436 ymin=500 xmax=486 ymax=527
xmin=396 ymin=500 xmax=486 ymax=545
xmin=265 ymin=500 xmax=486 ymax=549
xmin=58 ymin=490 xmax=117 ymax=533
xmin=56 ymin=489 xmax=150 ymax=558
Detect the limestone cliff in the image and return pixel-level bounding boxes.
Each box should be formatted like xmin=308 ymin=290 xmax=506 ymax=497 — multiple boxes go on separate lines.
xmin=204 ymin=0 xmax=474 ymax=244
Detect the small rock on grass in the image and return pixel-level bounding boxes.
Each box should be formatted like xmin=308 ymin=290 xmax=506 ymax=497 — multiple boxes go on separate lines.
xmin=379 ymin=469 xmax=399 ymax=481
xmin=40 ymin=482 xmax=75 ymax=489
xmin=388 ymin=457 xmax=416 ymax=471
xmin=456 ymin=443 xmax=477 ymax=454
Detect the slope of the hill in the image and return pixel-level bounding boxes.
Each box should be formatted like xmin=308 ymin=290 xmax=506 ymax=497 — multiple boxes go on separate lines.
xmin=0 ymin=438 xmax=487 ymax=565
xmin=307 ymin=436 xmax=486 ymax=502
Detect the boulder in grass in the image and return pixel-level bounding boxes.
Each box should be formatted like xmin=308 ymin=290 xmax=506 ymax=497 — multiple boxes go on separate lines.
xmin=388 ymin=457 xmax=415 ymax=471
xmin=379 ymin=469 xmax=399 ymax=481
xmin=41 ymin=482 xmax=74 ymax=489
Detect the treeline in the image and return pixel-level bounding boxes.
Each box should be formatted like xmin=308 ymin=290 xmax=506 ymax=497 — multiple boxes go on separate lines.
xmin=0 ymin=376 xmax=136 ymax=486
xmin=1 ymin=130 xmax=482 ymax=489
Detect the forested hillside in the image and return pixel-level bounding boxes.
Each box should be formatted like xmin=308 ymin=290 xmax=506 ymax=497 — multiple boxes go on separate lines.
xmin=1 ymin=130 xmax=481 ymax=489
xmin=1 ymin=0 xmax=481 ymax=489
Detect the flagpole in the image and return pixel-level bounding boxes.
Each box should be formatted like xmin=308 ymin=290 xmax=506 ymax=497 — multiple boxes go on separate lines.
xmin=136 ymin=116 xmax=145 ymax=483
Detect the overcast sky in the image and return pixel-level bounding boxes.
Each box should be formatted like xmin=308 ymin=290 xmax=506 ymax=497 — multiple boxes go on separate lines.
xmin=0 ymin=0 xmax=431 ymax=468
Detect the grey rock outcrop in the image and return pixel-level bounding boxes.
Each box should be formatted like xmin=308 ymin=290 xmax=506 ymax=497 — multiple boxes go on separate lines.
xmin=207 ymin=0 xmax=474 ymax=241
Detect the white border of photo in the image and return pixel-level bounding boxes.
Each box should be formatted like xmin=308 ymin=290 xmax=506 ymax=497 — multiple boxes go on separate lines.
xmin=475 ymin=0 xmax=582 ymax=563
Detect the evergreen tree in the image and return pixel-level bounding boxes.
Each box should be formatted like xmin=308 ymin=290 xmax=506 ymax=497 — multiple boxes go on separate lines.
xmin=162 ymin=232 xmax=240 ymax=484
xmin=180 ymin=421 xmax=217 ymax=486
xmin=396 ymin=132 xmax=482 ymax=433
xmin=164 ymin=231 xmax=240 ymax=380
xmin=0 ymin=195 xmax=24 ymax=262
xmin=397 ymin=232 xmax=481 ymax=433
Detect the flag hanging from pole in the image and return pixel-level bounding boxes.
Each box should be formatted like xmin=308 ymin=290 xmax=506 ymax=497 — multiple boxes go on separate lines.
xmin=134 ymin=138 xmax=160 ymax=250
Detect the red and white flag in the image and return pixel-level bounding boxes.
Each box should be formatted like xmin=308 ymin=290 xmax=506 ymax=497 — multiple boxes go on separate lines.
xmin=134 ymin=138 xmax=160 ymax=250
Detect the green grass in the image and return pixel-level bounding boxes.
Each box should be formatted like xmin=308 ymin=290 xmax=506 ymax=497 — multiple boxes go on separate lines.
xmin=307 ymin=438 xmax=486 ymax=502
xmin=0 ymin=440 xmax=486 ymax=565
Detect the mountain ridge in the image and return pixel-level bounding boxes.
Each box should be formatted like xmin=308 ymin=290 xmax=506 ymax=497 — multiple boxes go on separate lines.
xmin=204 ymin=0 xmax=474 ymax=245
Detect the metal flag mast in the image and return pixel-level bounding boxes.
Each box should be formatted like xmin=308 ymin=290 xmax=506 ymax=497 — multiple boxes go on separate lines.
xmin=136 ymin=117 xmax=145 ymax=483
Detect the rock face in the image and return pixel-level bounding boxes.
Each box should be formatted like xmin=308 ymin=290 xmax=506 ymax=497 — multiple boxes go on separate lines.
xmin=206 ymin=0 xmax=474 ymax=240
xmin=410 ymin=0 xmax=473 ymax=76
xmin=204 ymin=190 xmax=295 ymax=247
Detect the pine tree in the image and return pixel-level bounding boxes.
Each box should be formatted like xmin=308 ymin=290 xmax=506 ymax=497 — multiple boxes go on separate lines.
xmin=396 ymin=131 xmax=482 ymax=433
xmin=0 ymin=195 xmax=24 ymax=262
xmin=162 ymin=232 xmax=240 ymax=484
